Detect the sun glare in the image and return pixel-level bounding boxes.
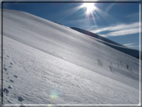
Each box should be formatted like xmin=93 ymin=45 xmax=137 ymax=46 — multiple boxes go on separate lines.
xmin=82 ymin=3 xmax=96 ymax=15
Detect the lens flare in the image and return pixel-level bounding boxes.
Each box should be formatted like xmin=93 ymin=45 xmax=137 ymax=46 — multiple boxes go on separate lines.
xmin=50 ymin=90 xmax=58 ymax=99
xmin=48 ymin=104 xmax=53 ymax=107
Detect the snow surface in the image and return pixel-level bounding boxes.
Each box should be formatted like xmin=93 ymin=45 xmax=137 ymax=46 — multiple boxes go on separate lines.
xmin=1 ymin=9 xmax=140 ymax=105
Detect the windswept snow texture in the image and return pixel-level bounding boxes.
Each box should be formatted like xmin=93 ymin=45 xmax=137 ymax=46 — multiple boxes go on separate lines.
xmin=3 ymin=9 xmax=139 ymax=105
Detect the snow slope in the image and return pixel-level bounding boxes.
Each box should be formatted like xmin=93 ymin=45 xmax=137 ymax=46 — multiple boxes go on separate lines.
xmin=2 ymin=9 xmax=140 ymax=105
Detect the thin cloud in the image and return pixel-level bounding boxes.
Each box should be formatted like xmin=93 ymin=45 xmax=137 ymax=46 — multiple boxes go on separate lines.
xmin=91 ymin=22 xmax=139 ymax=33
xmin=123 ymin=43 xmax=139 ymax=48
xmin=126 ymin=12 xmax=139 ymax=18
xmin=125 ymin=12 xmax=139 ymax=21
xmin=91 ymin=22 xmax=140 ymax=37
xmin=123 ymin=43 xmax=134 ymax=46
xmin=105 ymin=28 xmax=139 ymax=37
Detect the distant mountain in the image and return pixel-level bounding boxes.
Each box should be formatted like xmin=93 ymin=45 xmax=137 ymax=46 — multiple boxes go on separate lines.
xmin=70 ymin=27 xmax=139 ymax=58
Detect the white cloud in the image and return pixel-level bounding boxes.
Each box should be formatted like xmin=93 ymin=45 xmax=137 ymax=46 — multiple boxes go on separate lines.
xmin=123 ymin=43 xmax=139 ymax=48
xmin=91 ymin=22 xmax=139 ymax=33
xmin=123 ymin=43 xmax=134 ymax=46
xmin=91 ymin=22 xmax=140 ymax=37
xmin=105 ymin=28 xmax=139 ymax=37
xmin=125 ymin=12 xmax=139 ymax=18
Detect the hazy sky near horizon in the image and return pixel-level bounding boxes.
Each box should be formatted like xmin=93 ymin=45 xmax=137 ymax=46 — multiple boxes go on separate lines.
xmin=2 ymin=1 xmax=141 ymax=50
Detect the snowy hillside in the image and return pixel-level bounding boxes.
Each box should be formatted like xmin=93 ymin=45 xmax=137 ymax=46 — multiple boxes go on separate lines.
xmin=2 ymin=9 xmax=140 ymax=105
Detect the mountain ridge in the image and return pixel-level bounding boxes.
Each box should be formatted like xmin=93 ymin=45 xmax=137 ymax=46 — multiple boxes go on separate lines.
xmin=70 ymin=27 xmax=139 ymax=58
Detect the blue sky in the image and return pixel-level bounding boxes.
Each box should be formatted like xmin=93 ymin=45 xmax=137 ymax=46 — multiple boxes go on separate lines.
xmin=2 ymin=1 xmax=141 ymax=50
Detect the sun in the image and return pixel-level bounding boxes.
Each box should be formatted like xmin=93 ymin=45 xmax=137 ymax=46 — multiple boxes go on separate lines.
xmin=82 ymin=3 xmax=96 ymax=15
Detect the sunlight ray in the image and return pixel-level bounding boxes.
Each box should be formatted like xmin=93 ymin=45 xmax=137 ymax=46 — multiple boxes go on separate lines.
xmin=54 ymin=6 xmax=85 ymax=21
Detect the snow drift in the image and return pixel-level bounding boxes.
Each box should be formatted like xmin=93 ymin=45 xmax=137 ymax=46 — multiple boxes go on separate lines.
xmin=2 ymin=9 xmax=140 ymax=105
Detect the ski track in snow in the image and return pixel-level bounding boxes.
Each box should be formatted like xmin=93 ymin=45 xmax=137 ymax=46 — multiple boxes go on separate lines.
xmin=1 ymin=9 xmax=140 ymax=105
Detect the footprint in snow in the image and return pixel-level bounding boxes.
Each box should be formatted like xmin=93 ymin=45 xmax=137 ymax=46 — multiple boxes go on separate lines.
xmin=8 ymin=85 xmax=13 ymax=89
xmin=10 ymin=62 xmax=13 ymax=65
xmin=109 ymin=66 xmax=113 ymax=72
xmin=4 ymin=68 xmax=7 ymax=71
xmin=18 ymin=96 xmax=24 ymax=102
xmin=97 ymin=59 xmax=103 ymax=66
xmin=14 ymin=75 xmax=18 ymax=78
xmin=10 ymin=80 xmax=14 ymax=82
xmin=3 ymin=88 xmax=9 ymax=95
xmin=7 ymin=100 xmax=11 ymax=103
